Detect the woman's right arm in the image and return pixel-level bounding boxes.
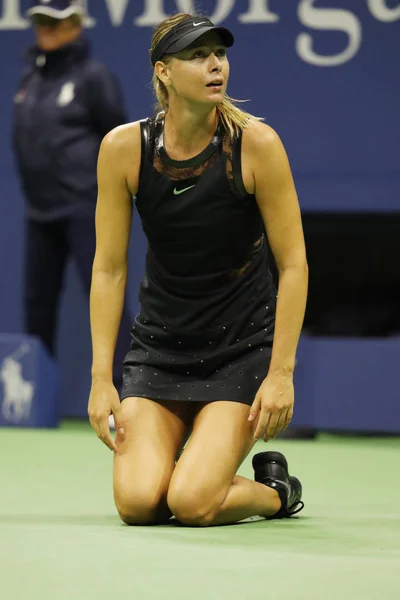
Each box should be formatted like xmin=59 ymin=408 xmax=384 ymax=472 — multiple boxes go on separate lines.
xmin=88 ymin=122 xmax=140 ymax=451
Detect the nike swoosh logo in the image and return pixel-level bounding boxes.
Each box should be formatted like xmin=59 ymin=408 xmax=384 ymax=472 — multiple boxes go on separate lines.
xmin=193 ymin=21 xmax=207 ymax=27
xmin=173 ymin=185 xmax=195 ymax=195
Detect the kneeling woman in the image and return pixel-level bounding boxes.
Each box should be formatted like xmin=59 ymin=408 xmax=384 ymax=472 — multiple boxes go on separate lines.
xmin=88 ymin=13 xmax=308 ymax=526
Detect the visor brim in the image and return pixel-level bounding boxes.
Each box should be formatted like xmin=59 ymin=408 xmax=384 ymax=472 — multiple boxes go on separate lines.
xmin=165 ymin=26 xmax=234 ymax=57
xmin=26 ymin=6 xmax=84 ymax=20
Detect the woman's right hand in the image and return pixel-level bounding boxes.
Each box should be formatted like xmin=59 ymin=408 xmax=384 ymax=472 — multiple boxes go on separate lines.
xmin=88 ymin=378 xmax=124 ymax=452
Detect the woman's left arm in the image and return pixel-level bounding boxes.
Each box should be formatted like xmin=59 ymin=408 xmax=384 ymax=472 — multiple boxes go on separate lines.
xmin=246 ymin=123 xmax=309 ymax=441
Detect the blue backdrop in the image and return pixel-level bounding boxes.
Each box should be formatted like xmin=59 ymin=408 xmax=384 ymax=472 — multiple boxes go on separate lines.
xmin=0 ymin=0 xmax=399 ymax=418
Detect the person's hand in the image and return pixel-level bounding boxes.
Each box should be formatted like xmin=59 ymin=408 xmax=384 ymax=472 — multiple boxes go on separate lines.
xmin=88 ymin=378 xmax=124 ymax=451
xmin=248 ymin=373 xmax=294 ymax=441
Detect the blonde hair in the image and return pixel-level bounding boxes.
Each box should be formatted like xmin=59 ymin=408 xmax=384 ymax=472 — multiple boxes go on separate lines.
xmin=150 ymin=13 xmax=262 ymax=138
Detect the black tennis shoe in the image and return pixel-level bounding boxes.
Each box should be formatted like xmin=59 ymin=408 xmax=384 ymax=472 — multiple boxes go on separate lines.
xmin=252 ymin=451 xmax=304 ymax=519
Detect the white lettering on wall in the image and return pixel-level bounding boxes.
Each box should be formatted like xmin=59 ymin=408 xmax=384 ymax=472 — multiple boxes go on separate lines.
xmin=1 ymin=0 xmax=398 ymax=68
xmin=80 ymin=0 xmax=96 ymax=27
xmin=367 ymin=0 xmax=400 ymax=22
xmin=135 ymin=0 xmax=235 ymax=26
xmin=103 ymin=0 xmax=131 ymax=27
xmin=205 ymin=0 xmax=236 ymax=24
xmin=296 ymin=0 xmax=362 ymax=66
xmin=238 ymin=0 xmax=279 ymax=23
xmin=134 ymin=0 xmax=169 ymax=26
xmin=0 ymin=0 xmax=28 ymax=30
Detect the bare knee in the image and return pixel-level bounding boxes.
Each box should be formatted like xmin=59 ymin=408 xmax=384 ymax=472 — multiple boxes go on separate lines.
xmin=167 ymin=481 xmax=223 ymax=527
xmin=114 ymin=484 xmax=165 ymax=526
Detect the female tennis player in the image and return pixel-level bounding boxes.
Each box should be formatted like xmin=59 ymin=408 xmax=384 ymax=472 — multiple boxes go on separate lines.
xmin=88 ymin=13 xmax=308 ymax=527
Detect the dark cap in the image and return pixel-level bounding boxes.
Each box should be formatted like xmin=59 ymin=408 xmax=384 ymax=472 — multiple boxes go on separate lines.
xmin=151 ymin=17 xmax=234 ymax=66
xmin=27 ymin=0 xmax=84 ymax=20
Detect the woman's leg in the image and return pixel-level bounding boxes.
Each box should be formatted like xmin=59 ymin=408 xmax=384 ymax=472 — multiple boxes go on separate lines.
xmin=167 ymin=401 xmax=282 ymax=526
xmin=113 ymin=397 xmax=193 ymax=525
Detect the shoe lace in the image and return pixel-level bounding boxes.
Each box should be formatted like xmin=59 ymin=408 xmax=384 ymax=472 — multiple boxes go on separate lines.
xmin=264 ymin=478 xmax=305 ymax=517
xmin=288 ymin=501 xmax=304 ymax=516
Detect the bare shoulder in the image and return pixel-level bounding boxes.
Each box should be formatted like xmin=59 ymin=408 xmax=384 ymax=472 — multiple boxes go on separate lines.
xmin=101 ymin=120 xmax=141 ymax=154
xmin=240 ymin=120 xmax=290 ymax=195
xmin=99 ymin=121 xmax=142 ymax=195
xmin=242 ymin=120 xmax=285 ymax=159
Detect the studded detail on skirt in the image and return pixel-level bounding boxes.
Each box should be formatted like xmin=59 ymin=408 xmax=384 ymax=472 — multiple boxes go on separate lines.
xmin=121 ymin=301 xmax=274 ymax=406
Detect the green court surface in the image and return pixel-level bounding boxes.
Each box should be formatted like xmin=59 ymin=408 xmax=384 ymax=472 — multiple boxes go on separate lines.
xmin=1 ymin=422 xmax=399 ymax=600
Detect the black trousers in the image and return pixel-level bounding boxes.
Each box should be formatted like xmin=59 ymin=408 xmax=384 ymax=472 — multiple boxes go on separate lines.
xmin=23 ymin=216 xmax=133 ymax=391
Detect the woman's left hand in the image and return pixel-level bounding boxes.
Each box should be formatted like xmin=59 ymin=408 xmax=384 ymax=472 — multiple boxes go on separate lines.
xmin=248 ymin=373 xmax=294 ymax=441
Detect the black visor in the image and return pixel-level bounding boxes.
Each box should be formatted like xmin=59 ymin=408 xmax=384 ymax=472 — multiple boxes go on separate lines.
xmin=151 ymin=17 xmax=234 ymax=66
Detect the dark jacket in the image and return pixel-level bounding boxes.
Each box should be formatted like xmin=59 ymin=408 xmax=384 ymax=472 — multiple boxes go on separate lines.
xmin=12 ymin=35 xmax=127 ymax=221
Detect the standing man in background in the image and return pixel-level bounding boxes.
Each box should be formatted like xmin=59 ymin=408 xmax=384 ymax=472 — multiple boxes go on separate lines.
xmin=12 ymin=0 xmax=132 ymax=393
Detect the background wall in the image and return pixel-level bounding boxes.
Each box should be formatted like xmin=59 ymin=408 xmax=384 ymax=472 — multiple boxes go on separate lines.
xmin=0 ymin=0 xmax=399 ymax=419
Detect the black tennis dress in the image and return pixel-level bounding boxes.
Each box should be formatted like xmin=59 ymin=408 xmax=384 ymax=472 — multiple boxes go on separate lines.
xmin=121 ymin=115 xmax=277 ymax=406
